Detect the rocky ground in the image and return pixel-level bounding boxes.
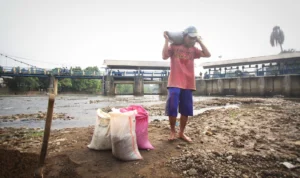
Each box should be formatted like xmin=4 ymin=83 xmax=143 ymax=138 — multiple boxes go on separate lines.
xmin=0 ymin=112 xmax=72 ymax=122
xmin=0 ymin=97 xmax=300 ymax=178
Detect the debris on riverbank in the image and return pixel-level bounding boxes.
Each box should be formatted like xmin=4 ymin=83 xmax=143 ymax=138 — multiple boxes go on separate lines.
xmin=0 ymin=97 xmax=300 ymax=177
xmin=0 ymin=112 xmax=72 ymax=122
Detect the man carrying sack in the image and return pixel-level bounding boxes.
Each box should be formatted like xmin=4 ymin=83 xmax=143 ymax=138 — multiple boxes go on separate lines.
xmin=162 ymin=26 xmax=211 ymax=142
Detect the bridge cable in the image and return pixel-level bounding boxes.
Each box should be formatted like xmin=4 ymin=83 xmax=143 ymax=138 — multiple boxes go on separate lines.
xmin=0 ymin=53 xmax=38 ymax=68
xmin=0 ymin=53 xmax=60 ymax=66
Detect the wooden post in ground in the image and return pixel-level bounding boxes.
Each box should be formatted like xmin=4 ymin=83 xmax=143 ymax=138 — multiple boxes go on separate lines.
xmin=34 ymin=94 xmax=55 ymax=178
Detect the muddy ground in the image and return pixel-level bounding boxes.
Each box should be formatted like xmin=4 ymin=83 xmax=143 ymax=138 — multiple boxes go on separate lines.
xmin=0 ymin=97 xmax=300 ymax=178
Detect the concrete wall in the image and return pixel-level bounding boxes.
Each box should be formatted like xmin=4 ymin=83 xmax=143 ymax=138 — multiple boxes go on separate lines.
xmin=291 ymin=75 xmax=300 ymax=96
xmin=195 ymin=75 xmax=300 ymax=97
xmin=104 ymin=76 xmax=115 ymax=96
xmin=159 ymin=77 xmax=168 ymax=95
xmin=104 ymin=76 xmax=169 ymax=96
xmin=46 ymin=74 xmax=300 ymax=97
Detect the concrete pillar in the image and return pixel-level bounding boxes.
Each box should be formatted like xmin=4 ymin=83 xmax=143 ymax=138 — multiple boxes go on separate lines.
xmin=104 ymin=76 xmax=115 ymax=96
xmin=101 ymin=77 xmax=105 ymax=95
xmin=258 ymin=77 xmax=265 ymax=96
xmin=134 ymin=76 xmax=144 ymax=96
xmin=283 ymin=75 xmax=291 ymax=97
xmin=53 ymin=78 xmax=58 ymax=95
xmin=236 ymin=78 xmax=243 ymax=96
xmin=195 ymin=79 xmax=207 ymax=95
xmin=160 ymin=77 xmax=168 ymax=95
xmin=114 ymin=84 xmax=117 ymax=95
xmin=47 ymin=76 xmax=54 ymax=94
xmin=217 ymin=79 xmax=224 ymax=95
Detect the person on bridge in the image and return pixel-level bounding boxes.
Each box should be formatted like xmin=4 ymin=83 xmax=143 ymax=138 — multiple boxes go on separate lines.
xmin=162 ymin=26 xmax=211 ymax=142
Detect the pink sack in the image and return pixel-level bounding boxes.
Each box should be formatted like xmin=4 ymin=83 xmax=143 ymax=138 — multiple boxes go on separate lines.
xmin=120 ymin=105 xmax=154 ymax=150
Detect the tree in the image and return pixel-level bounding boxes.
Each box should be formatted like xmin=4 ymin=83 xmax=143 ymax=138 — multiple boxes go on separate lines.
xmin=38 ymin=78 xmax=50 ymax=90
xmin=3 ymin=66 xmax=103 ymax=94
xmin=58 ymin=78 xmax=72 ymax=92
xmin=270 ymin=26 xmax=285 ymax=52
xmin=84 ymin=66 xmax=99 ymax=75
xmin=5 ymin=77 xmax=40 ymax=91
xmin=116 ymin=84 xmax=133 ymax=94
xmin=71 ymin=79 xmax=101 ymax=93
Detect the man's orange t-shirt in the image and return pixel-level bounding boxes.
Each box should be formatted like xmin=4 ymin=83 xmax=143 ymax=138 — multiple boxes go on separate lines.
xmin=166 ymin=44 xmax=202 ymax=90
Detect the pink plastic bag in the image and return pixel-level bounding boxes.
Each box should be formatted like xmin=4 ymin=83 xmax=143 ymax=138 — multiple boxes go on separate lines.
xmin=120 ymin=105 xmax=154 ymax=150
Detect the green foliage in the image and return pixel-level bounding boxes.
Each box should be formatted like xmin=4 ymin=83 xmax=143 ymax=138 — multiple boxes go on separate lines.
xmin=144 ymin=84 xmax=159 ymax=93
xmin=5 ymin=77 xmax=40 ymax=91
xmin=115 ymin=84 xmax=133 ymax=94
xmin=59 ymin=78 xmax=101 ymax=93
xmin=270 ymin=26 xmax=285 ymax=52
xmin=25 ymin=130 xmax=44 ymax=138
xmin=58 ymin=78 xmax=72 ymax=90
xmin=4 ymin=66 xmax=103 ymax=93
xmin=38 ymin=78 xmax=50 ymax=90
xmin=82 ymin=66 xmax=101 ymax=76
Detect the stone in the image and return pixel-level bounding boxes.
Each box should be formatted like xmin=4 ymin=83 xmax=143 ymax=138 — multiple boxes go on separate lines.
xmin=179 ymin=143 xmax=186 ymax=147
xmin=37 ymin=114 xmax=44 ymax=119
xmin=56 ymin=142 xmax=60 ymax=146
xmin=226 ymin=155 xmax=233 ymax=161
xmin=188 ymin=168 xmax=198 ymax=176
xmin=212 ymin=151 xmax=221 ymax=156
xmin=176 ymin=145 xmax=181 ymax=149
xmin=205 ymin=131 xmax=213 ymax=136
xmin=281 ymin=162 xmax=296 ymax=169
xmin=242 ymin=174 xmax=249 ymax=178
xmin=187 ymin=158 xmax=194 ymax=164
xmin=294 ymin=141 xmax=300 ymax=146
xmin=195 ymin=158 xmax=201 ymax=163
xmin=241 ymin=152 xmax=248 ymax=156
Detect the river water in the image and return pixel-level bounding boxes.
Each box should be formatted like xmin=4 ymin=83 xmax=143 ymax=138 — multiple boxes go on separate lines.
xmin=0 ymin=95 xmax=228 ymax=129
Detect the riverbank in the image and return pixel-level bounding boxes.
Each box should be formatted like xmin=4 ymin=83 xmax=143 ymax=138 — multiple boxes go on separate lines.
xmin=0 ymin=97 xmax=300 ymax=178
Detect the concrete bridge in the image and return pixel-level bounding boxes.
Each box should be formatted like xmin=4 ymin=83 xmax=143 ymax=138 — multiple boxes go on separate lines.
xmin=195 ymin=75 xmax=300 ymax=97
xmin=102 ymin=60 xmax=169 ymax=96
xmin=2 ymin=53 xmax=300 ymax=97
xmin=199 ymin=52 xmax=300 ymax=97
xmin=0 ymin=60 xmax=171 ymax=95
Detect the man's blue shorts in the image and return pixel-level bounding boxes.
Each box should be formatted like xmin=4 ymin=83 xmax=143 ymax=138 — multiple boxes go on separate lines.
xmin=165 ymin=87 xmax=193 ymax=117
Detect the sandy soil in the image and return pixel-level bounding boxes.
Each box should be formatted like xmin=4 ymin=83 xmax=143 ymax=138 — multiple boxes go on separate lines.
xmin=0 ymin=97 xmax=300 ymax=178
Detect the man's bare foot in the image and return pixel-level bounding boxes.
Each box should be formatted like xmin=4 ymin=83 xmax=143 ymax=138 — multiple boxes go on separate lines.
xmin=168 ymin=131 xmax=177 ymax=141
xmin=178 ymin=133 xmax=192 ymax=143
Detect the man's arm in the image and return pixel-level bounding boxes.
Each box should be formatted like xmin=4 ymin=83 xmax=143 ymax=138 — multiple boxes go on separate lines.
xmin=197 ymin=38 xmax=211 ymax=58
xmin=162 ymin=32 xmax=170 ymax=60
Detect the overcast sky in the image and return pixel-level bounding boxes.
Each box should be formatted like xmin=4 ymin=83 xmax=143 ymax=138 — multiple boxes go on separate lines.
xmin=0 ymin=0 xmax=299 ymax=70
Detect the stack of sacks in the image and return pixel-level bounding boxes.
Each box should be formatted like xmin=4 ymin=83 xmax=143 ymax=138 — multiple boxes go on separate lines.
xmin=87 ymin=105 xmax=153 ymax=161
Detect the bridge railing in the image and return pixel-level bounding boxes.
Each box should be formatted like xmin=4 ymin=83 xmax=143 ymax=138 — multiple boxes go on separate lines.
xmin=0 ymin=66 xmax=49 ymax=75
xmin=111 ymin=70 xmax=169 ymax=77
xmin=1 ymin=66 xmax=171 ymax=78
xmin=203 ymin=67 xmax=300 ymax=79
xmin=51 ymin=68 xmax=105 ymax=76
